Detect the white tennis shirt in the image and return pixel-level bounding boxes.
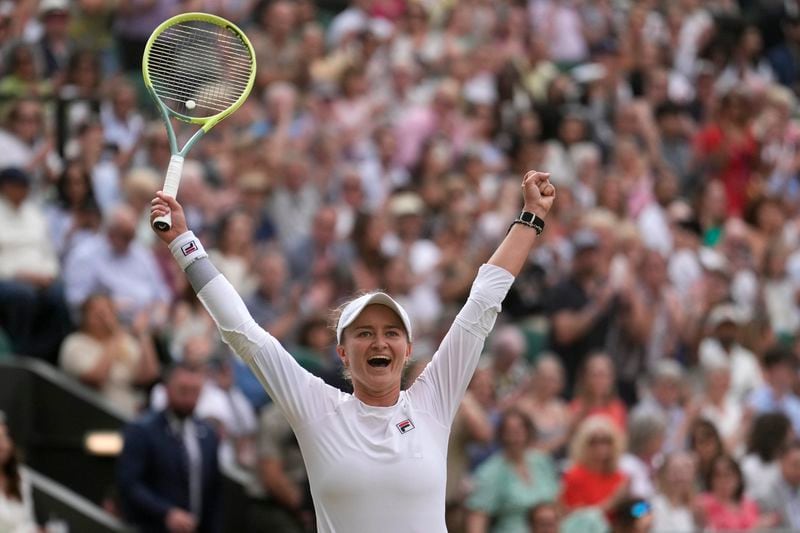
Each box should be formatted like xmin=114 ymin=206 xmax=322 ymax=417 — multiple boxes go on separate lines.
xmin=196 ymin=263 xmax=514 ymax=532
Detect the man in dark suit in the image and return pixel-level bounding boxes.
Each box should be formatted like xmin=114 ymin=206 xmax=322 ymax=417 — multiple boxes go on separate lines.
xmin=117 ymin=361 xmax=221 ymax=532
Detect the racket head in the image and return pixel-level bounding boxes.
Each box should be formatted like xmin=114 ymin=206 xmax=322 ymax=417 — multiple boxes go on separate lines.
xmin=142 ymin=12 xmax=256 ymax=129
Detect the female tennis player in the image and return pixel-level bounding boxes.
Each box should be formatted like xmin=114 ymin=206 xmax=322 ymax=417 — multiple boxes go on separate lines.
xmin=150 ymin=170 xmax=555 ymax=533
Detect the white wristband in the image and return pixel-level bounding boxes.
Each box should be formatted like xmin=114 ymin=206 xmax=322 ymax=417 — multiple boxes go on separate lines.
xmin=168 ymin=231 xmax=208 ymax=271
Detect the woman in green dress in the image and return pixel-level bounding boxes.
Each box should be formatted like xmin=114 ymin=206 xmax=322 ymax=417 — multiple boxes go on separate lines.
xmin=465 ymin=408 xmax=559 ymax=533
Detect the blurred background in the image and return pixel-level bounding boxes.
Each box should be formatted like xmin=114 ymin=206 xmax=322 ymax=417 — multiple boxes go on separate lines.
xmin=3 ymin=0 xmax=800 ymax=531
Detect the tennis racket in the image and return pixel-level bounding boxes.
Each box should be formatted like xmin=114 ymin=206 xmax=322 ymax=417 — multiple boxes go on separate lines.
xmin=142 ymin=12 xmax=256 ymax=231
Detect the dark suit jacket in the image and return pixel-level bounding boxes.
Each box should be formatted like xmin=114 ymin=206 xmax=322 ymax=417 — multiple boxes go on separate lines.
xmin=117 ymin=410 xmax=222 ymax=533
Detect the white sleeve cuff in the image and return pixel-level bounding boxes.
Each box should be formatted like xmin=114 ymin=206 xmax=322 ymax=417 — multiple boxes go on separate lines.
xmin=168 ymin=231 xmax=208 ymax=271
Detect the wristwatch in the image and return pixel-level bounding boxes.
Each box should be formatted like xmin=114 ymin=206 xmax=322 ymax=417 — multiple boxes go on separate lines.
xmin=508 ymin=211 xmax=545 ymax=235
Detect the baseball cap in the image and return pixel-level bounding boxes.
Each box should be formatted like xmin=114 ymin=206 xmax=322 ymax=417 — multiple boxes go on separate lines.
xmin=336 ymin=292 xmax=413 ymax=344
xmin=38 ymin=0 xmax=69 ymax=16
xmin=572 ymin=228 xmax=600 ymax=251
xmin=707 ymin=303 xmax=743 ymax=329
xmin=389 ymin=192 xmax=425 ymax=217
xmin=0 ymin=167 xmax=30 ymax=186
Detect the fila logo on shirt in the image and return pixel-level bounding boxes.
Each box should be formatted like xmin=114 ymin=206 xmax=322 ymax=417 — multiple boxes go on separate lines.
xmin=181 ymin=241 xmax=199 ymax=256
xmin=396 ymin=419 xmax=415 ymax=434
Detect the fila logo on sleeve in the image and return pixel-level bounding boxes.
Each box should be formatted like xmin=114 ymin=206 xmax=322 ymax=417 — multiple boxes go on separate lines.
xmin=181 ymin=241 xmax=198 ymax=256
xmin=396 ymin=419 xmax=415 ymax=434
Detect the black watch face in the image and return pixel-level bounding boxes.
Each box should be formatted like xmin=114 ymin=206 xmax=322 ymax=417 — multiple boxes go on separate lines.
xmin=521 ymin=212 xmax=534 ymax=223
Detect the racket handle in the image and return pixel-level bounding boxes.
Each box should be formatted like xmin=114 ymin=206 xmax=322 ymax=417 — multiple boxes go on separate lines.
xmin=153 ymin=155 xmax=185 ymax=232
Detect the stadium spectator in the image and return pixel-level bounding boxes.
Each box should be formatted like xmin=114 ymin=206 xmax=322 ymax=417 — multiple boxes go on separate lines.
xmin=58 ymin=293 xmax=160 ymax=415
xmin=0 ymin=166 xmax=71 ymax=361
xmin=695 ymin=359 xmax=747 ymax=452
xmin=445 ymin=387 xmax=492 ymax=532
xmin=695 ymin=454 xmax=767 ymax=531
xmin=484 ymin=325 xmax=529 ymax=403
xmin=698 ymin=303 xmax=763 ymax=401
xmin=526 ymin=501 xmax=561 ymax=533
xmin=650 ymin=452 xmax=698 ymax=533
xmin=465 ymin=408 xmax=558 ymax=533
xmin=250 ymin=401 xmax=313 ymax=533
xmin=515 ymin=354 xmax=570 ymax=456
xmin=619 ymin=411 xmax=666 ymax=499
xmin=753 ymin=439 xmax=800 ymax=530
xmin=742 ymin=412 xmax=792 ymax=499
xmin=608 ymin=497 xmax=653 ymax=533
xmin=0 ymin=414 xmax=37 ymax=533
xmin=630 ymin=359 xmax=688 ymax=454
xmin=569 ymin=352 xmax=627 ymax=431
xmin=118 ymin=361 xmax=222 ymax=533
xmin=561 ymin=415 xmax=628 ymax=513
xmin=748 ymin=345 xmax=800 ymax=435
xmin=547 ymin=229 xmax=618 ymax=393
xmin=63 ymin=203 xmax=170 ymax=324
xmin=45 ymin=159 xmax=101 ymax=260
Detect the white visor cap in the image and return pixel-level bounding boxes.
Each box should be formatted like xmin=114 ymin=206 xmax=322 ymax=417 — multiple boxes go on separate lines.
xmin=336 ymin=292 xmax=413 ymax=344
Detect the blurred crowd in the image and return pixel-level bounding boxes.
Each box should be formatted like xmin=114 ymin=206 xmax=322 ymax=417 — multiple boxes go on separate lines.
xmin=4 ymin=0 xmax=800 ymax=531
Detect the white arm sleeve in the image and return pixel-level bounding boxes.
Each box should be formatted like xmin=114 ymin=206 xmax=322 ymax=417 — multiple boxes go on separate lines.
xmin=407 ymin=264 xmax=514 ymax=426
xmin=196 ymin=274 xmax=337 ymax=426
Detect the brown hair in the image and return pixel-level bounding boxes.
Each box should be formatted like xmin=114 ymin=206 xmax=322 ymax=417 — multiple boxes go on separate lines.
xmin=1 ymin=428 xmax=22 ymax=501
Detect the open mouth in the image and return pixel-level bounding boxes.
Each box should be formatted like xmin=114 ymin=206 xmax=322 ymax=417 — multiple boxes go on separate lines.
xmin=367 ymin=356 xmax=391 ymax=368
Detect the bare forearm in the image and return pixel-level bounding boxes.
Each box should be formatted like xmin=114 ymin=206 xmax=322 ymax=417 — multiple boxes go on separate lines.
xmin=487 ymin=224 xmax=538 ymax=277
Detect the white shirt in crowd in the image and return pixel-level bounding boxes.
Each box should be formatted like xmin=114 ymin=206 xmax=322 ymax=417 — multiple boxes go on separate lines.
xmin=0 ymin=197 xmax=59 ymax=280
xmin=699 ymin=338 xmax=764 ymax=402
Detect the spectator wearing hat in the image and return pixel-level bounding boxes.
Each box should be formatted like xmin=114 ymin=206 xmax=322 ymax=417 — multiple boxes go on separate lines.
xmin=382 ymin=191 xmax=440 ymax=281
xmin=698 ymin=303 xmax=763 ymax=402
xmin=0 ymin=166 xmax=71 ymax=361
xmin=36 ymin=0 xmax=73 ymax=78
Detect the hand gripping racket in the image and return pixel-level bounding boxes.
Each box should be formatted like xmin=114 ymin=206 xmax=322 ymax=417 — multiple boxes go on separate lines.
xmin=142 ymin=12 xmax=256 ymax=231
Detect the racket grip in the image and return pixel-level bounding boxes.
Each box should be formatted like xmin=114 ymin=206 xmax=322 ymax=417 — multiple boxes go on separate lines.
xmin=153 ymin=155 xmax=185 ymax=232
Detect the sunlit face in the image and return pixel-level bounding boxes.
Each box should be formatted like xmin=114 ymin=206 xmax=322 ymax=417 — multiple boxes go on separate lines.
xmin=337 ymin=305 xmax=411 ymax=403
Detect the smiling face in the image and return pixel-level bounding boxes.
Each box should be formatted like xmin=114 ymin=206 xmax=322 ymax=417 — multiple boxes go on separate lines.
xmin=337 ymin=304 xmax=412 ymax=406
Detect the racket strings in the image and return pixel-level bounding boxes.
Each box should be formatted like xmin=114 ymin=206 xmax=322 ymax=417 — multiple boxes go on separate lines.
xmin=146 ymin=20 xmax=253 ymax=117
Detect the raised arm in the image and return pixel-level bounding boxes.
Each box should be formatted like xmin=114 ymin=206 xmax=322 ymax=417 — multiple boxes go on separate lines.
xmin=487 ymin=171 xmax=555 ymax=276
xmin=408 ymin=171 xmax=556 ymax=424
xmin=149 ymin=193 xmax=335 ymax=424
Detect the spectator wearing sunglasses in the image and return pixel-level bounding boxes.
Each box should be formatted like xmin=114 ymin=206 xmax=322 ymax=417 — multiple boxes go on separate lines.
xmin=609 ymin=498 xmax=653 ymax=533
